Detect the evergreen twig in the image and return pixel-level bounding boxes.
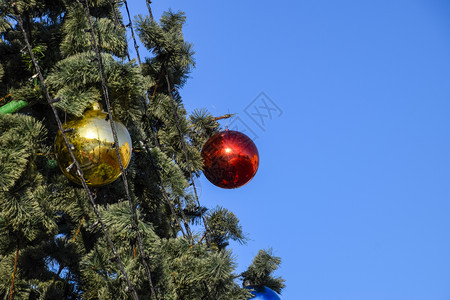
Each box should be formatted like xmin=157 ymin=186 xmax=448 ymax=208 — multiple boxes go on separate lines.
xmin=150 ymin=82 xmax=158 ymax=104
xmin=140 ymin=141 xmax=190 ymax=239
xmin=187 ymin=113 xmax=235 ymax=129
xmin=9 ymin=246 xmax=18 ymax=300
xmin=165 ymin=75 xmax=211 ymax=245
xmin=72 ymin=215 xmax=86 ymax=242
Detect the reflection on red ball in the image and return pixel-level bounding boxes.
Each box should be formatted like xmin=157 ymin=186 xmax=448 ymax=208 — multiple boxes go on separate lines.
xmin=201 ymin=130 xmax=259 ymax=189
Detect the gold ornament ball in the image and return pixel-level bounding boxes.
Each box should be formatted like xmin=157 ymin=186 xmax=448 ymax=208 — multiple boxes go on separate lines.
xmin=54 ymin=108 xmax=132 ymax=187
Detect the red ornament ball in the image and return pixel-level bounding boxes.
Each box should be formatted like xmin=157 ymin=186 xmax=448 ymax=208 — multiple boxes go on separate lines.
xmin=201 ymin=130 xmax=259 ymax=189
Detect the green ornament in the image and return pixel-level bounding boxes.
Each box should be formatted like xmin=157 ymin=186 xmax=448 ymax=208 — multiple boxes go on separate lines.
xmin=0 ymin=100 xmax=28 ymax=115
xmin=47 ymin=159 xmax=58 ymax=169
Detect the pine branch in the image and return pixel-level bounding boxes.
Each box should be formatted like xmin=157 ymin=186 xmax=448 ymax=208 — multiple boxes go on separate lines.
xmin=140 ymin=141 xmax=190 ymax=240
xmin=11 ymin=4 xmax=139 ymax=299
xmin=166 ymin=75 xmax=211 ymax=245
xmin=124 ymin=4 xmax=194 ymax=241
xmin=242 ymin=249 xmax=285 ymax=294
xmin=80 ymin=0 xmax=157 ymax=298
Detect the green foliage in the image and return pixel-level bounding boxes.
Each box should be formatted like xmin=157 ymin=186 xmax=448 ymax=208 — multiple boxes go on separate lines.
xmin=0 ymin=1 xmax=285 ymax=299
xmin=9 ymin=85 xmax=42 ymax=103
xmin=150 ymin=147 xmax=190 ymax=198
xmin=157 ymin=238 xmax=251 ymax=300
xmin=206 ymin=207 xmax=247 ymax=250
xmin=136 ymin=10 xmax=195 ymax=88
xmin=242 ymin=249 xmax=286 ymax=293
xmin=149 ymin=93 xmax=204 ymax=174
xmin=0 ymin=114 xmax=60 ymax=298
xmin=0 ymin=33 xmax=30 ymax=93
xmin=22 ymin=44 xmax=47 ymax=70
xmin=188 ymin=108 xmax=221 ymax=156
xmin=0 ymin=114 xmax=46 ymax=191
xmin=60 ymin=3 xmax=127 ymax=58
xmin=46 ymin=51 xmax=146 ymax=116
xmin=0 ymin=6 xmax=12 ymax=34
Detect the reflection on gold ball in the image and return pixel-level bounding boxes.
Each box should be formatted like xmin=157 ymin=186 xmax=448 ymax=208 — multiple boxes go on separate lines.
xmin=54 ymin=109 xmax=132 ymax=187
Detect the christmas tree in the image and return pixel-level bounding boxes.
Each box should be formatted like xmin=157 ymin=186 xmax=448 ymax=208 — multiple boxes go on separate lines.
xmin=0 ymin=1 xmax=285 ymax=299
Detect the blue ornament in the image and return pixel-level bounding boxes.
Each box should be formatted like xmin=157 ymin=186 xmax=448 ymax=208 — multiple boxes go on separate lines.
xmin=245 ymin=286 xmax=282 ymax=300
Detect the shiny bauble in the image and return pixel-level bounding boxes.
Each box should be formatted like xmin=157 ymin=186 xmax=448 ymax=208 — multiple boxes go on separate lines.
xmin=201 ymin=130 xmax=259 ymax=189
xmin=54 ymin=108 xmax=132 ymax=187
xmin=245 ymin=286 xmax=282 ymax=300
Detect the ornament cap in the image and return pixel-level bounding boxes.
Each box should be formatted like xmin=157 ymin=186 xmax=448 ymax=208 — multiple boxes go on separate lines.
xmin=91 ymin=102 xmax=102 ymax=111
xmin=243 ymin=279 xmax=252 ymax=287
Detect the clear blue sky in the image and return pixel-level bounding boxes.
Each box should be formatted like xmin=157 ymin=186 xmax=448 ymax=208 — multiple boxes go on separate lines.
xmin=124 ymin=1 xmax=450 ymax=299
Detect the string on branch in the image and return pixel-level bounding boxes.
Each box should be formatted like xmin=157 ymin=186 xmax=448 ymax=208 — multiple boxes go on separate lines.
xmin=122 ymin=0 xmax=195 ymax=241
